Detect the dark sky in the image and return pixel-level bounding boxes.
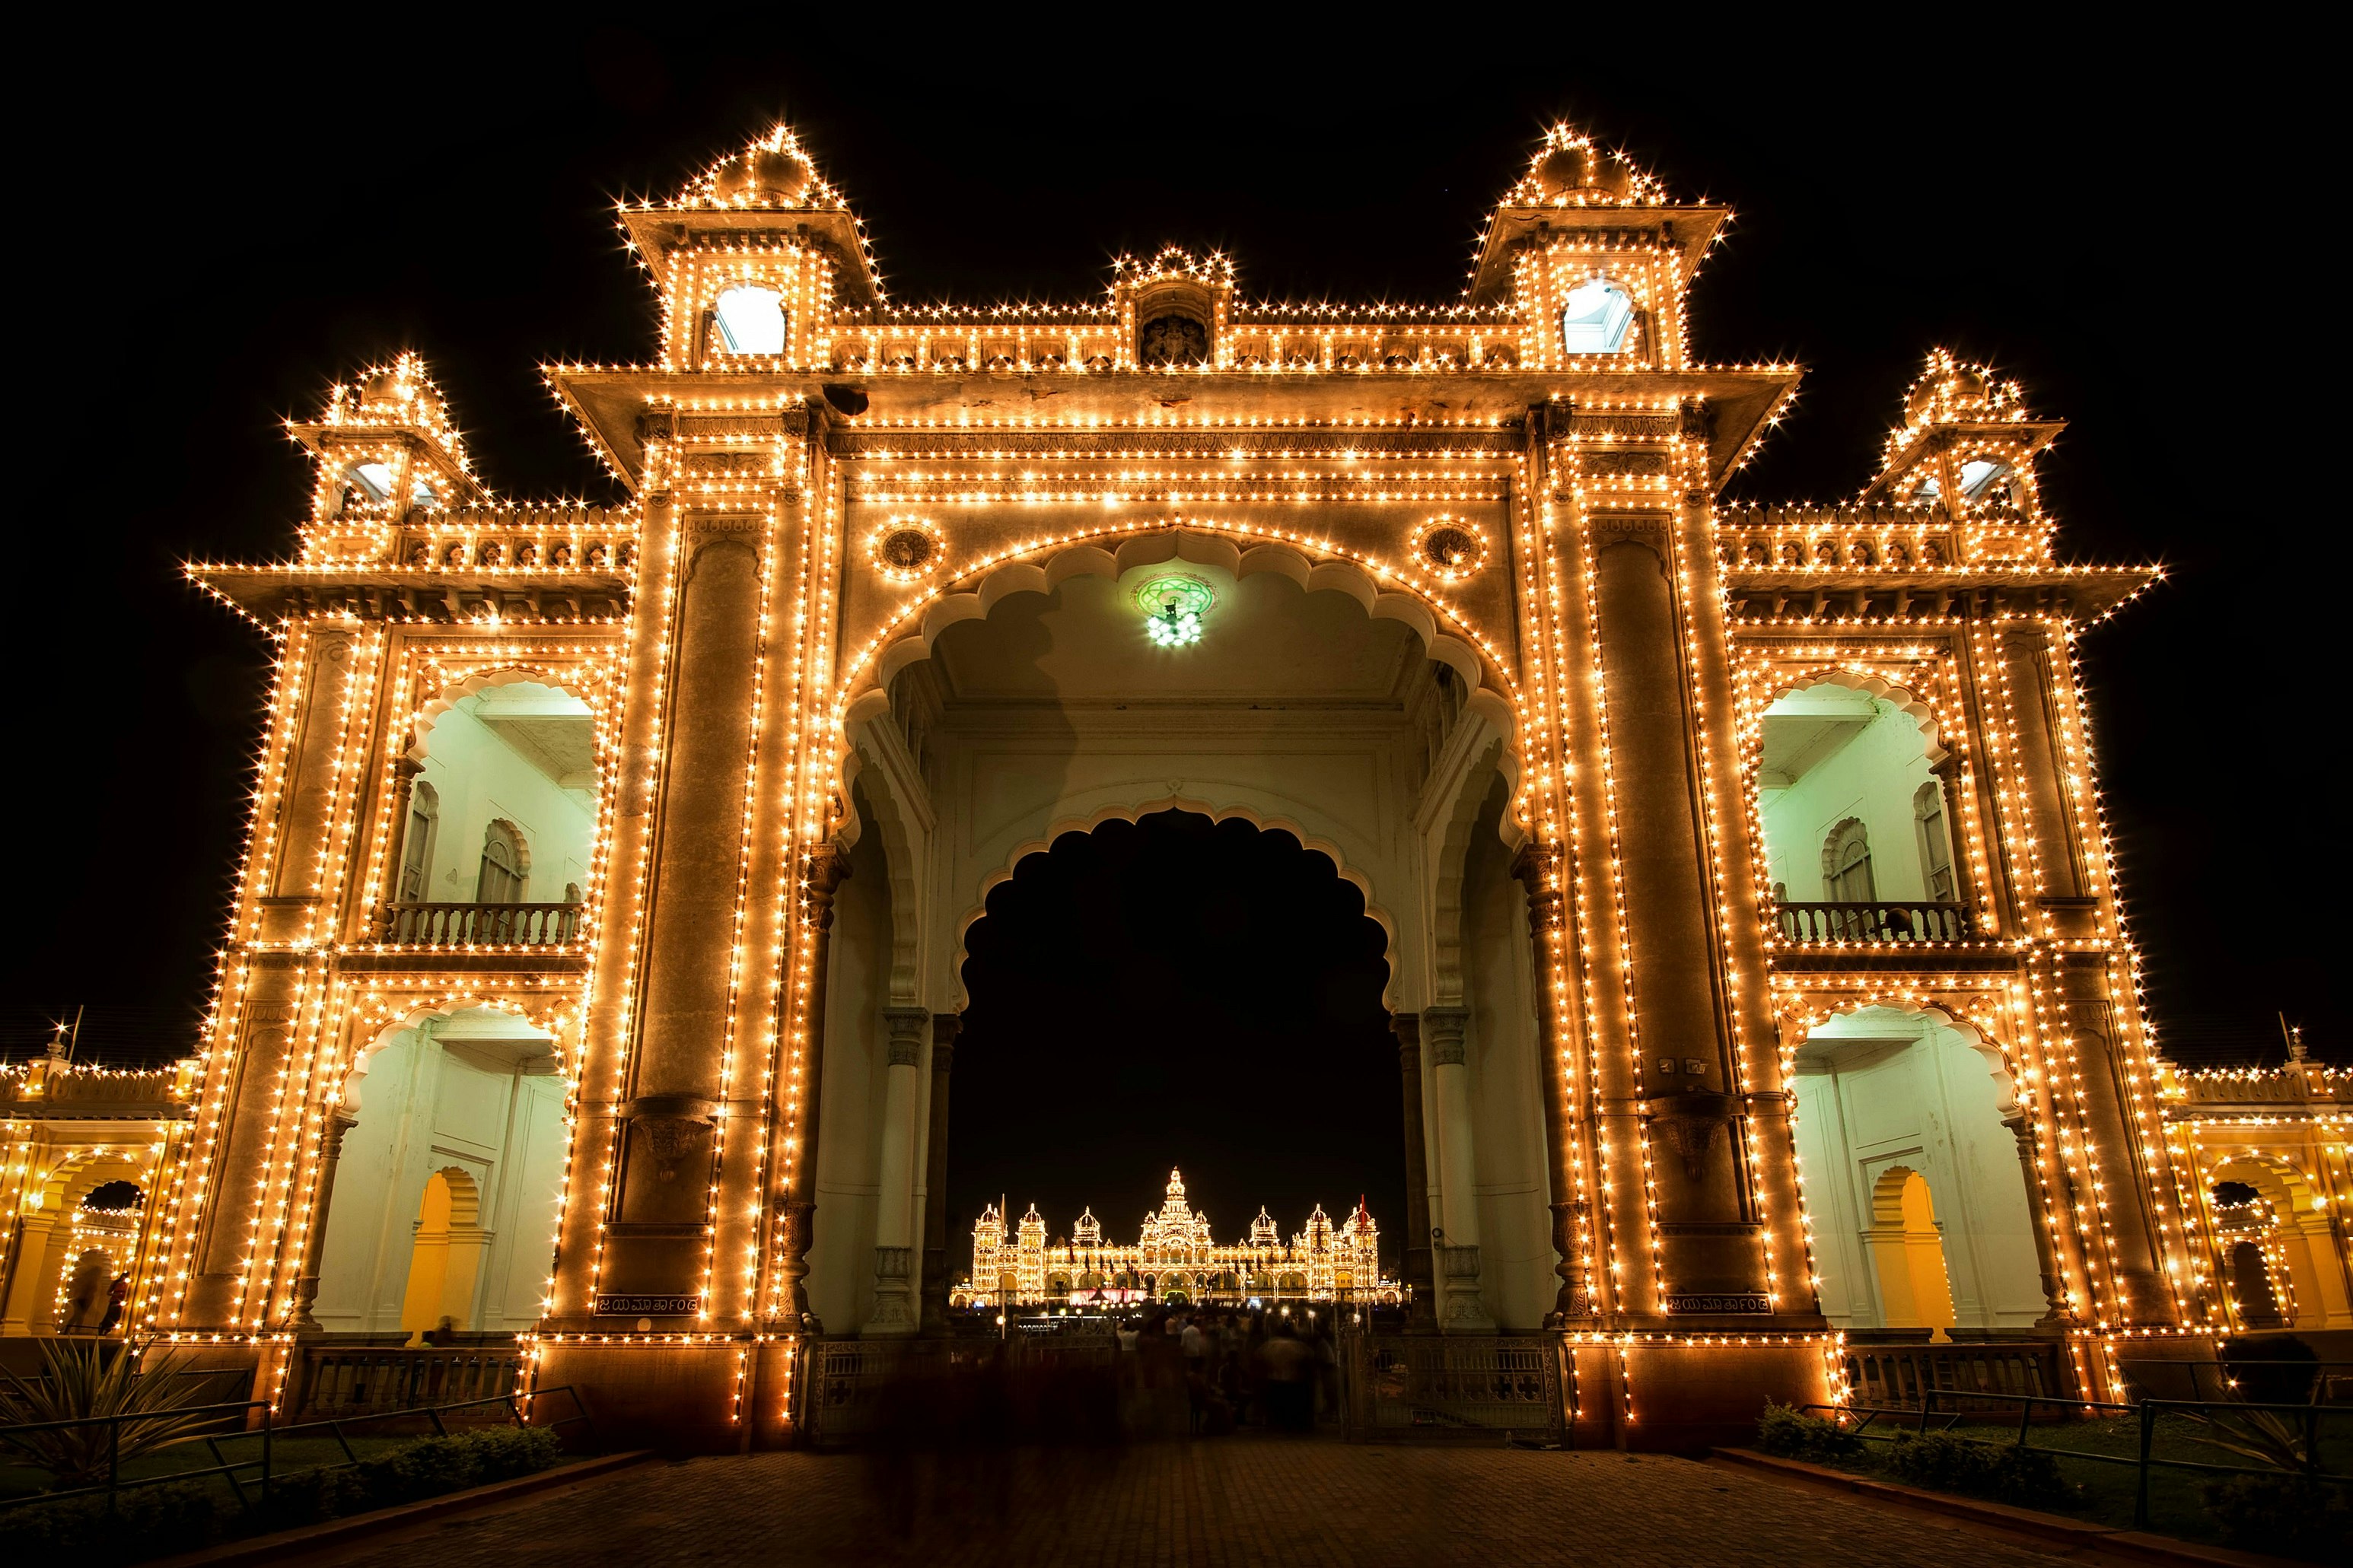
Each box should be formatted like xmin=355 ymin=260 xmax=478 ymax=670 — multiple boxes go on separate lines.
xmin=8 ymin=23 xmax=2324 ymax=1083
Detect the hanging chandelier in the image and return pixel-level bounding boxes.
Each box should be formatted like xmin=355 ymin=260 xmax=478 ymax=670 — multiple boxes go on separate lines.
xmin=1135 ymin=574 xmax=1215 ymax=647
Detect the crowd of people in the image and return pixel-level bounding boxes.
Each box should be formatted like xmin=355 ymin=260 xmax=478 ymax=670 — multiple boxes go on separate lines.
xmin=1109 ymin=1305 xmax=1343 ymax=1436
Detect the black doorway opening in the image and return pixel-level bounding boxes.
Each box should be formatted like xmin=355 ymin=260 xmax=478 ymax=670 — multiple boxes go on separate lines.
xmin=948 ymin=811 xmax=1405 ymax=1267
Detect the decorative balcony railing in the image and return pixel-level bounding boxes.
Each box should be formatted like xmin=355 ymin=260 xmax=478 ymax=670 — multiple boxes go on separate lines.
xmin=377 ymin=900 xmax=581 ymax=946
xmin=1775 ymin=900 xmax=1973 ymax=943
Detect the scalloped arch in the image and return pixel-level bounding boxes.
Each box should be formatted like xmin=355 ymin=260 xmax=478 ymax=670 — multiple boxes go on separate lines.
xmin=32 ymin=1148 xmax=148 ymax=1215
xmin=340 ymin=997 xmax=563 ymax=1113
xmin=410 ymin=666 xmax=602 ymax=760
xmin=1783 ymin=997 xmax=2020 ymax=1115
xmin=2205 ymin=1151 xmax=2326 ymax=1219
xmin=947 ymin=794 xmax=1399 ymax=1014
xmin=1764 ymin=666 xmax=1946 ymax=762
xmin=837 ymin=525 xmax=1520 ymax=790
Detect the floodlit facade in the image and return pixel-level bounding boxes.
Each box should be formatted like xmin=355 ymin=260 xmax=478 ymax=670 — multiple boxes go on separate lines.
xmin=132 ymin=118 xmax=2308 ymax=1450
xmin=954 ymin=1168 xmax=1396 ymax=1309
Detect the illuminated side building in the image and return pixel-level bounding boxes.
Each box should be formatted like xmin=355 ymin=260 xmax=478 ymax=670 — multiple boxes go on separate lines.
xmin=151 ymin=119 xmax=2246 ymax=1450
xmin=956 ymin=1168 xmax=1393 ymax=1309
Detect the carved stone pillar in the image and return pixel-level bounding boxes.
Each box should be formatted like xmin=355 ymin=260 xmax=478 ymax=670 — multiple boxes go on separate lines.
xmin=1425 ymin=1007 xmax=1494 ymax=1333
xmin=1390 ymin=1013 xmax=1438 ymax=1333
xmin=2058 ymin=981 xmax=2175 ymax=1325
xmin=1997 ymin=626 xmax=2088 ymax=914
xmin=773 ymin=844 xmax=849 ymax=1330
xmin=919 ymin=1014 xmax=959 ymax=1333
xmin=374 ymin=757 xmax=424 ymax=938
xmin=1586 ymin=519 xmax=1758 ymax=1307
xmin=596 ymin=533 xmax=766 ymax=1319
xmin=290 ymin=1113 xmax=358 ymax=1332
xmin=864 ymin=1007 xmax=926 ymax=1336
xmin=2004 ymin=1112 xmax=2074 ymax=1328
xmin=1511 ymin=842 xmax=1590 ymax=1323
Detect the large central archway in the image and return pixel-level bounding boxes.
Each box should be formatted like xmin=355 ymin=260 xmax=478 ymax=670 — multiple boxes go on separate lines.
xmin=809 ymin=526 xmax=1551 ymax=1337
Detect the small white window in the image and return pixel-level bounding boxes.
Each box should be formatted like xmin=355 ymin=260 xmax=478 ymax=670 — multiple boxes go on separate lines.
xmin=715 ymin=285 xmax=787 ymax=355
xmin=1958 ymin=459 xmax=2009 ymax=501
xmin=1559 ymin=281 xmax=1635 ymax=355
xmin=353 ymin=462 xmax=396 ymax=501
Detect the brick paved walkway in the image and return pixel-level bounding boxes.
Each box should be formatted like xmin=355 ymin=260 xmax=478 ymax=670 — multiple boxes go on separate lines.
xmin=320 ymin=1437 xmax=2073 ymax=1567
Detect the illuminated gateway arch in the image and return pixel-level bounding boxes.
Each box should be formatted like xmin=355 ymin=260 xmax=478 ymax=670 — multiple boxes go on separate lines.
xmin=128 ymin=118 xmax=2281 ymax=1452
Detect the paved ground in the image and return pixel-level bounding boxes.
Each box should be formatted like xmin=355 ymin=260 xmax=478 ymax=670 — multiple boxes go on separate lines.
xmin=313 ymin=1436 xmax=2103 ymax=1567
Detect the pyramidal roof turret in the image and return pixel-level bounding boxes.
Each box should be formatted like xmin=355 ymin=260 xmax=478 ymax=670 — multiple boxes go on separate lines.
xmin=618 ymin=122 xmax=882 ymax=308
xmin=1466 ymin=121 xmax=1728 ymax=305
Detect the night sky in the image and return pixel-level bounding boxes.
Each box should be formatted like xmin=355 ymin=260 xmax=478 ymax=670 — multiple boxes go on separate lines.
xmin=8 ymin=21 xmax=2325 ymax=1112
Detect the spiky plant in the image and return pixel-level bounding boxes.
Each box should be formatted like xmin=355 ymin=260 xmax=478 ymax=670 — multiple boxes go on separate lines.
xmin=0 ymin=1338 xmax=224 ymax=1490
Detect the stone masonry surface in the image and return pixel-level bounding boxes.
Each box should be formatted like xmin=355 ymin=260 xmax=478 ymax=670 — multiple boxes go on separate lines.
xmin=315 ymin=1437 xmax=2078 ymax=1567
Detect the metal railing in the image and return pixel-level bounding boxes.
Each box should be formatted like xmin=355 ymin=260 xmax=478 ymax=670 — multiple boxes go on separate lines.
xmin=1342 ymin=1333 xmax=1565 ymax=1442
xmin=1808 ymin=1384 xmax=2351 ymax=1528
xmin=0 ymin=1385 xmax=591 ymax=1515
xmin=377 ymin=901 xmax=580 ymax=946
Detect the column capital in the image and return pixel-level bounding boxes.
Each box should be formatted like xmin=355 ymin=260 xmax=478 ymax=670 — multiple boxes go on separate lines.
xmin=931 ymin=1013 xmax=960 ymax=1071
xmin=802 ymin=843 xmax=852 ymax=931
xmin=1389 ymin=1012 xmax=1421 ymax=1068
xmin=1424 ymin=1007 xmax=1469 ymax=1067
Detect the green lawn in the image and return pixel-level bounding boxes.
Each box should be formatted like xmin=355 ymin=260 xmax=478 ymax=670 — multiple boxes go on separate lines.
xmin=1826 ymin=1409 xmax=2351 ymax=1551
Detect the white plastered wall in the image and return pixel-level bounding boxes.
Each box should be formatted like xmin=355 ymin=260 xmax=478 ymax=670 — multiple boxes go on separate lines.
xmin=1791 ymin=1008 xmax=2043 ymax=1331
xmin=1759 ymin=698 xmax=1937 ymax=901
xmin=314 ymin=1011 xmax=567 ymax=1334
xmin=409 ymin=686 xmax=596 ymax=902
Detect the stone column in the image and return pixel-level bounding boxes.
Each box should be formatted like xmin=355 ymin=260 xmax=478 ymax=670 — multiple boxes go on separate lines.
xmin=2003 ymin=1112 xmax=2074 ymax=1328
xmin=864 ymin=1008 xmax=927 ymax=1335
xmin=1996 ymin=626 xmax=2088 ymax=912
xmin=597 ymin=532 xmax=768 ymax=1320
xmin=774 ymin=844 xmax=850 ymax=1330
xmin=1512 ymin=843 xmax=1590 ymax=1323
xmin=0 ymin=1211 xmax=62 ymax=1334
xmin=1585 ymin=517 xmax=1755 ymax=1307
xmin=1424 ymin=1007 xmax=1494 ymax=1333
xmin=919 ymin=1014 xmax=959 ymax=1333
xmin=1389 ymin=1014 xmax=1438 ymax=1333
xmin=372 ymin=756 xmax=424 ymax=938
xmin=2057 ymin=981 xmax=2176 ymax=1325
xmin=290 ymin=1114 xmax=358 ymax=1332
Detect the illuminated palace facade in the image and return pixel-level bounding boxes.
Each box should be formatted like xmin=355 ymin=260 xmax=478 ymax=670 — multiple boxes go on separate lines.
xmin=954 ymin=1169 xmax=1396 ymax=1309
xmin=127 ymin=119 xmax=2346 ymax=1452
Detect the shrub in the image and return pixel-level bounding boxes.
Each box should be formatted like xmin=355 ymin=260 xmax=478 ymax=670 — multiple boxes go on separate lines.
xmin=2199 ymin=1473 xmax=2348 ymax=1562
xmin=1756 ymin=1401 xmax=1862 ymax=1462
xmin=1885 ymin=1431 xmax=2072 ymax=1511
xmin=0 ymin=1480 xmax=218 ymax=1566
xmin=0 ymin=1424 xmax=565 ymax=1564
xmin=0 ymin=1341 xmax=225 ymax=1489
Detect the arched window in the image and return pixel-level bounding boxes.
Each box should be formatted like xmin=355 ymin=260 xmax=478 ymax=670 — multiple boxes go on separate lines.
xmin=714 ymin=285 xmax=787 ymax=355
xmin=476 ymin=820 xmax=527 ymax=904
xmin=1913 ymin=781 xmax=1954 ymax=901
xmin=1559 ymin=280 xmax=1635 ymax=355
xmin=1822 ymin=818 xmax=1876 ymax=903
xmin=398 ymin=780 xmax=440 ymax=903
